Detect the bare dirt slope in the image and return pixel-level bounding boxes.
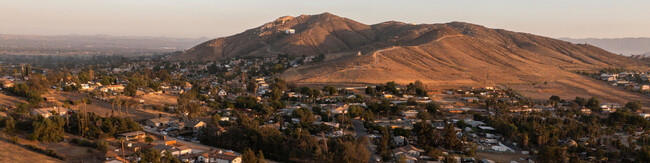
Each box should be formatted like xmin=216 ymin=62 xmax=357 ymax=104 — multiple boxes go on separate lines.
xmin=0 ymin=140 xmax=62 ymax=163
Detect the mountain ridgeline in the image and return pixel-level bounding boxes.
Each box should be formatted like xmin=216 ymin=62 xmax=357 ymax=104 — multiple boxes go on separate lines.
xmin=173 ymin=12 xmax=648 ymax=87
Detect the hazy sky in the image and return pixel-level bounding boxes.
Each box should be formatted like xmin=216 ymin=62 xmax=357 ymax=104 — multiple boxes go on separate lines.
xmin=1 ymin=0 xmax=649 ymax=39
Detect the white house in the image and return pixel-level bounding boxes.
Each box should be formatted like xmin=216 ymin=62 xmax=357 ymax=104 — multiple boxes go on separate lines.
xmin=392 ymin=145 xmax=424 ymax=163
xmin=283 ymin=29 xmax=296 ymax=34
xmin=197 ymin=150 xmax=242 ymax=163
xmin=170 ymin=145 xmax=193 ymax=156
xmin=217 ymin=89 xmax=227 ymax=96
xmin=634 ymin=85 xmax=649 ymax=91
xmin=640 ymin=113 xmax=650 ymax=119
xmin=31 ymin=107 xmax=67 ymax=118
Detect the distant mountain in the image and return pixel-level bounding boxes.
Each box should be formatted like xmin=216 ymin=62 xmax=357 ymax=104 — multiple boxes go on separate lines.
xmin=560 ymin=37 xmax=650 ymax=56
xmin=0 ymin=34 xmax=208 ymax=55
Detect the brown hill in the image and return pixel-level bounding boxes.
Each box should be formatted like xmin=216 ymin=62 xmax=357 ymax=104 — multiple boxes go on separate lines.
xmin=174 ymin=13 xmax=649 ymax=105
xmin=170 ymin=12 xmax=378 ymax=61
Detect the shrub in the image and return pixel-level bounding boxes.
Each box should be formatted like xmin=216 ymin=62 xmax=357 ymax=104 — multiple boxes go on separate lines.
xmin=9 ymin=136 xmax=19 ymax=144
xmin=24 ymin=144 xmax=66 ymax=160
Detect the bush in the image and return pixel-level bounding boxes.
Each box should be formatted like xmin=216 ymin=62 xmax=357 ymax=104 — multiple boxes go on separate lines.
xmin=24 ymin=144 xmax=66 ymax=160
xmin=9 ymin=136 xmax=19 ymax=144
xmin=95 ymin=140 xmax=109 ymax=151
xmin=70 ymin=138 xmax=108 ymax=151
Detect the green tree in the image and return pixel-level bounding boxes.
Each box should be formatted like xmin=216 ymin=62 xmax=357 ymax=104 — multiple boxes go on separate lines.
xmin=417 ymin=111 xmax=430 ymax=121
xmin=29 ymin=117 xmax=65 ymax=143
xmin=101 ymin=77 xmax=114 ymax=85
xmin=426 ymin=103 xmax=440 ymax=115
xmin=445 ymin=155 xmax=457 ymax=163
xmin=163 ymin=150 xmax=181 ymax=163
xmin=347 ymin=105 xmax=364 ymax=118
xmin=271 ymin=78 xmax=287 ymax=90
xmin=324 ymin=85 xmax=337 ymax=96
xmin=586 ymin=97 xmax=601 ymax=111
xmin=365 ymin=86 xmax=376 ymax=95
xmin=78 ymin=70 xmax=91 ymax=83
xmin=377 ymin=128 xmax=391 ymax=161
xmin=257 ymin=150 xmax=266 ymax=163
xmin=574 ymin=97 xmax=587 ymax=106
xmin=247 ymin=81 xmax=258 ymax=94
xmin=331 ymin=138 xmax=370 ymax=163
xmin=268 ymin=87 xmax=282 ymax=101
xmin=243 ymin=148 xmax=258 ymax=163
xmin=443 ymin=122 xmax=461 ymax=151
xmin=272 ymin=64 xmax=284 ymax=74
xmin=625 ymin=101 xmax=642 ymax=112
xmin=398 ymin=155 xmax=407 ymax=163
xmin=2 ymin=117 xmax=16 ymax=134
xmin=124 ymin=84 xmax=137 ymax=96
xmin=96 ymin=140 xmax=109 ymax=151
xmin=385 ymin=81 xmax=398 ymax=94
xmin=139 ymin=149 xmax=162 ymax=163
xmin=415 ymin=88 xmax=427 ymax=97
xmin=292 ymin=108 xmax=315 ymax=125
xmin=145 ymin=137 xmax=154 ymax=144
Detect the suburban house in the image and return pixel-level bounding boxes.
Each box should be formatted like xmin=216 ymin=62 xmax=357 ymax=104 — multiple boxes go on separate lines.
xmin=43 ymin=97 xmax=57 ymax=103
xmin=170 ymin=145 xmax=193 ymax=156
xmin=100 ymin=85 xmax=125 ymax=92
xmin=217 ymin=89 xmax=227 ymax=96
xmin=1 ymin=80 xmax=14 ymax=88
xmin=402 ymin=110 xmax=419 ymax=119
xmin=394 ymin=136 xmax=407 ymax=146
xmin=31 ymin=107 xmax=67 ymax=118
xmin=461 ymin=97 xmax=480 ymax=102
xmin=600 ymin=74 xmax=618 ymax=81
xmin=321 ymin=104 xmax=349 ymax=115
xmin=167 ymin=89 xmax=185 ymax=95
xmin=197 ymin=150 xmax=242 ymax=163
xmin=184 ymin=120 xmax=207 ymax=131
xmin=80 ymin=84 xmax=91 ymax=90
xmin=634 ymin=85 xmax=649 ymax=91
xmin=392 ymin=145 xmax=425 ymax=163
xmin=183 ymin=82 xmax=193 ymax=90
xmin=382 ymin=94 xmax=395 ymax=99
xmin=146 ymin=117 xmax=177 ymax=128
xmin=312 ymin=122 xmax=340 ymax=129
xmin=152 ymin=144 xmax=175 ymax=154
xmin=118 ymin=131 xmax=146 ymax=141
xmin=640 ymin=113 xmax=650 ymax=119
xmin=104 ymin=150 xmax=129 ymax=163
xmin=283 ymin=29 xmax=296 ymax=34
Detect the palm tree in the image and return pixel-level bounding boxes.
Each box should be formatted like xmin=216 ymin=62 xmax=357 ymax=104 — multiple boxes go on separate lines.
xmin=118 ymin=137 xmax=126 ymax=160
xmin=111 ymin=99 xmax=115 ymax=117
xmin=123 ymin=100 xmax=130 ymax=118
xmin=82 ymin=98 xmax=88 ymax=137
xmin=116 ymin=96 xmax=122 ymax=118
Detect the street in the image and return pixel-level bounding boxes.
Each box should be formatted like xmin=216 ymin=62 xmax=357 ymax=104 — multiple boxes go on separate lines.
xmin=353 ymin=119 xmax=380 ymax=163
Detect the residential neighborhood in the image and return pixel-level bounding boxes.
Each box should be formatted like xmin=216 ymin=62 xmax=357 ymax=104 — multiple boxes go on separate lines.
xmin=1 ymin=2 xmax=650 ymax=163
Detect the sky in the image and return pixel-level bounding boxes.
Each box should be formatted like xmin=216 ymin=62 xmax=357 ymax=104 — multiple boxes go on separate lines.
xmin=1 ymin=0 xmax=649 ymax=39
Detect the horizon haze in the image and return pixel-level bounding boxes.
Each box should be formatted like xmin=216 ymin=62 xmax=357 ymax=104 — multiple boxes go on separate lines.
xmin=1 ymin=0 xmax=650 ymax=39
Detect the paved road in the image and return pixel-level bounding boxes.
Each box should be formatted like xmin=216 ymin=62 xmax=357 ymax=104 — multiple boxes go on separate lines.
xmin=352 ymin=119 xmax=380 ymax=163
xmin=352 ymin=119 xmax=367 ymax=137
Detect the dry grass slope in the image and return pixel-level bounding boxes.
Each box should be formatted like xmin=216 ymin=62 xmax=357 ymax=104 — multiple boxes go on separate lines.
xmin=173 ymin=12 xmax=650 ymax=106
